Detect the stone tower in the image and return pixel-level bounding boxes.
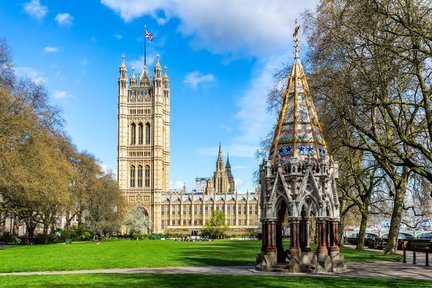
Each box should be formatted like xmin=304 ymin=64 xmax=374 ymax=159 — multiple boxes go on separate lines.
xmin=117 ymin=54 xmax=170 ymax=233
xmin=213 ymin=143 xmax=228 ymax=193
xmin=225 ymin=154 xmax=235 ymax=193
xmin=256 ymin=20 xmax=345 ymax=273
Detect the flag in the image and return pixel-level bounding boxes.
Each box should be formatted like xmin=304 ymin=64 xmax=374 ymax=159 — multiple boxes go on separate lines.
xmin=145 ymin=30 xmax=154 ymax=41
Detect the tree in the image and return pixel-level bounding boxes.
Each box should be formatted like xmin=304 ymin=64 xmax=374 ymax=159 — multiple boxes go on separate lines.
xmin=67 ymin=151 xmax=102 ymax=228
xmin=202 ymin=211 xmax=228 ymax=239
xmin=85 ymin=173 xmax=125 ymax=239
xmin=304 ymin=0 xmax=432 ymax=254
xmin=124 ymin=206 xmax=149 ymax=235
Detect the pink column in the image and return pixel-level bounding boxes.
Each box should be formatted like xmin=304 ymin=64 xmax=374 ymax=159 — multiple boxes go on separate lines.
xmin=330 ymin=221 xmax=340 ymax=252
xmin=266 ymin=221 xmax=277 ymax=252
xmin=290 ymin=219 xmax=300 ymax=254
xmin=317 ymin=220 xmax=328 ymax=254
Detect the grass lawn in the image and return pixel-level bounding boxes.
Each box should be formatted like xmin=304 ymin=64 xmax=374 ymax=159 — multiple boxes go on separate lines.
xmin=0 ymin=239 xmax=401 ymax=272
xmin=0 ymin=273 xmax=429 ymax=288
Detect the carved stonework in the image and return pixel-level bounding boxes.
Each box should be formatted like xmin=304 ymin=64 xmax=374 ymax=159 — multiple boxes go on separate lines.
xmin=256 ymin=20 xmax=345 ymax=273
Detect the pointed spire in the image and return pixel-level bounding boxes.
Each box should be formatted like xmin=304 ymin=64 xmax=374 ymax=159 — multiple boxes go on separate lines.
xmin=269 ymin=19 xmax=328 ymax=164
xmin=119 ymin=54 xmax=127 ymax=79
xmin=121 ymin=54 xmax=126 ymax=68
xmin=225 ymin=153 xmax=231 ymax=168
xmin=163 ymin=65 xmax=168 ymax=78
xmin=216 ymin=142 xmax=224 ymax=172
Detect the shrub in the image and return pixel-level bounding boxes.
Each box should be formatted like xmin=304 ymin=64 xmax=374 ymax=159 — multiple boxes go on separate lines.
xmin=0 ymin=233 xmax=22 ymax=245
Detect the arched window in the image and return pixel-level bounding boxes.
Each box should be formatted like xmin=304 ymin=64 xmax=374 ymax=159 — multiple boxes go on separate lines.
xmin=138 ymin=123 xmax=143 ymax=145
xmin=145 ymin=123 xmax=151 ymax=144
xmin=130 ymin=165 xmax=136 ymax=187
xmin=131 ymin=123 xmax=136 ymax=145
xmin=145 ymin=165 xmax=150 ymax=187
xmin=137 ymin=165 xmax=143 ymax=187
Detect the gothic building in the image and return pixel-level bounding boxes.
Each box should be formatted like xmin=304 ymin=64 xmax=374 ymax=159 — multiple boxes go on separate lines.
xmin=256 ymin=22 xmax=345 ymax=272
xmin=117 ymin=54 xmax=170 ymax=233
xmin=205 ymin=144 xmax=235 ymax=194
xmin=159 ymin=145 xmax=259 ymax=232
xmin=117 ymin=54 xmax=259 ymax=233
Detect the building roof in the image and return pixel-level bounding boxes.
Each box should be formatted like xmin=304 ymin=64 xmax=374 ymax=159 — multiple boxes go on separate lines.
xmin=269 ymin=22 xmax=328 ymax=164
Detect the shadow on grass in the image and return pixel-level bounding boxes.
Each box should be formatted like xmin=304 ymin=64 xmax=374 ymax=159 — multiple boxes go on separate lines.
xmin=0 ymin=274 xmax=430 ymax=288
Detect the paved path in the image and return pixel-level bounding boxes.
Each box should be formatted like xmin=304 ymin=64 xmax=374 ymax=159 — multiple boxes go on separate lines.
xmin=0 ymin=261 xmax=431 ymax=280
xmin=1 ymin=244 xmax=431 ymax=280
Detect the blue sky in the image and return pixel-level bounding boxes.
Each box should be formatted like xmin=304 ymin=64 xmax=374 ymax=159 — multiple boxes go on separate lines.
xmin=1 ymin=0 xmax=317 ymax=192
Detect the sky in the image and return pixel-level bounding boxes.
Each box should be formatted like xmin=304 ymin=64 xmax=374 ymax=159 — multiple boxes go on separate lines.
xmin=1 ymin=0 xmax=317 ymax=192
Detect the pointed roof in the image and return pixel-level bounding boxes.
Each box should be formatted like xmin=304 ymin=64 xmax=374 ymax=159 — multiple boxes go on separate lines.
xmin=120 ymin=54 xmax=126 ymax=68
xmin=217 ymin=142 xmax=222 ymax=159
xmin=269 ymin=20 xmax=328 ymax=164
xmin=225 ymin=153 xmax=231 ymax=168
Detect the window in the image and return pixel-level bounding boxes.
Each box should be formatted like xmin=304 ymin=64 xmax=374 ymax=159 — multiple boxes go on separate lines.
xmin=161 ymin=206 xmax=165 ymax=216
xmin=145 ymin=165 xmax=150 ymax=187
xmin=131 ymin=123 xmax=136 ymax=144
xmin=138 ymin=123 xmax=143 ymax=144
xmin=137 ymin=165 xmax=143 ymax=187
xmin=130 ymin=165 xmax=136 ymax=187
xmin=145 ymin=123 xmax=151 ymax=144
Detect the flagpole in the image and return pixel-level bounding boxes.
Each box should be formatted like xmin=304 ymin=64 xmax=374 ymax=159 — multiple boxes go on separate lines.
xmin=144 ymin=25 xmax=147 ymax=68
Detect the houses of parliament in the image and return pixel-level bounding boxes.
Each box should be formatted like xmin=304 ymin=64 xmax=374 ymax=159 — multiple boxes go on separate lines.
xmin=117 ymin=55 xmax=260 ymax=233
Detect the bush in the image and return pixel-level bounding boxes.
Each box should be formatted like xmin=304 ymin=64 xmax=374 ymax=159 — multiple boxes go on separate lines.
xmin=0 ymin=233 xmax=22 ymax=245
xmin=79 ymin=231 xmax=92 ymax=241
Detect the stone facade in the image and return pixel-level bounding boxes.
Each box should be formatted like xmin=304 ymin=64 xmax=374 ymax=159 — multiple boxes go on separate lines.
xmin=117 ymin=55 xmax=170 ymax=233
xmin=117 ymin=55 xmax=259 ymax=233
xmin=160 ymin=146 xmax=259 ymax=232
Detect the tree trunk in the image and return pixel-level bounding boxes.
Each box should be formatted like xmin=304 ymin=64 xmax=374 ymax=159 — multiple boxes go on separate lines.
xmin=384 ymin=167 xmax=409 ymax=254
xmin=356 ymin=209 xmax=369 ymax=250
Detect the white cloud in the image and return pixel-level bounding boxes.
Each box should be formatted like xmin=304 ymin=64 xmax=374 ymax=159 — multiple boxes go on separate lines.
xmin=228 ymin=56 xmax=286 ymax=157
xmin=184 ymin=71 xmax=215 ymax=88
xmin=170 ymin=180 xmax=186 ymax=190
xmin=101 ymin=0 xmax=316 ymax=57
xmin=53 ymin=90 xmax=70 ymax=99
xmin=55 ymin=13 xmax=74 ymax=26
xmin=235 ymin=178 xmax=243 ymax=188
xmin=127 ymin=54 xmax=156 ymax=76
xmin=24 ymin=0 xmax=48 ymax=20
xmin=114 ymin=34 xmax=123 ymax=40
xmin=100 ymin=163 xmax=113 ymax=174
xmin=44 ymin=46 xmax=59 ymax=53
xmin=14 ymin=66 xmax=46 ymax=85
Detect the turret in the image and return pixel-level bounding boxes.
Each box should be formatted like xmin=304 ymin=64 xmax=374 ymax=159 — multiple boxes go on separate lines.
xmin=225 ymin=153 xmax=235 ymax=193
xmin=163 ymin=66 xmax=170 ymax=98
xmin=118 ymin=54 xmax=128 ymax=95
xmin=130 ymin=66 xmax=136 ymax=87
xmin=154 ymin=54 xmax=162 ymax=78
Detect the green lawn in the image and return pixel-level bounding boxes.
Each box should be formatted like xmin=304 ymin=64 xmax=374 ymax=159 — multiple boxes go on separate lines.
xmin=0 ymin=240 xmax=401 ymax=273
xmin=0 ymin=273 xmax=429 ymax=288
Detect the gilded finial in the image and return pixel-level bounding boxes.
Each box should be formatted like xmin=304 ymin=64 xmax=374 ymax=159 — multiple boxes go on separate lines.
xmin=293 ymin=19 xmax=300 ymax=60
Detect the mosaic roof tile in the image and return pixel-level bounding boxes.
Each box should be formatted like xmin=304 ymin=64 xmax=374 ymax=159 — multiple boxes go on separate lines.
xmin=269 ymin=30 xmax=328 ymax=164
